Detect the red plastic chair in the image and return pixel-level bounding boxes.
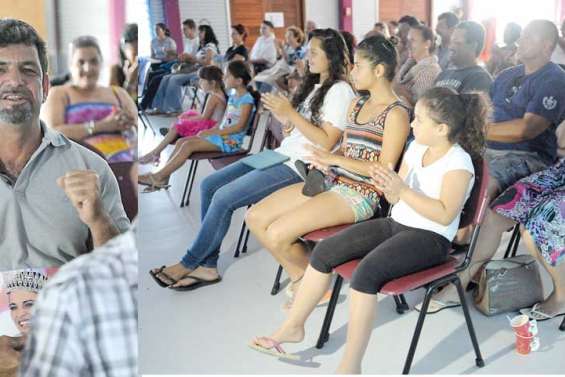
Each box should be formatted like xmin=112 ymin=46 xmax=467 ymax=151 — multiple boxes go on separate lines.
xmin=178 ymin=105 xmax=264 ymax=208
xmin=314 ymin=159 xmax=490 ymax=374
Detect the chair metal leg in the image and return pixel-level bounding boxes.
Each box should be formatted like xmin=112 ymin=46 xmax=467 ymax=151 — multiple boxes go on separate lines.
xmin=394 ymin=294 xmax=410 ymax=314
xmin=503 ymin=225 xmax=520 ymax=259
xmin=180 ymin=161 xmax=195 ymax=207
xmin=453 ymin=277 xmax=485 ymax=368
xmin=402 ymin=285 xmax=434 ymax=374
xmin=271 ymin=265 xmax=283 ymax=295
xmin=138 ymin=111 xmax=156 ymax=135
xmin=316 ymin=276 xmax=343 ymax=349
xmin=184 ymin=160 xmax=200 ymax=207
xmin=560 ymin=316 xmax=565 ymax=331
xmin=510 ymin=232 xmax=521 ymax=258
xmin=241 ymin=230 xmax=251 ymax=254
xmin=234 ymin=220 xmax=247 ymax=258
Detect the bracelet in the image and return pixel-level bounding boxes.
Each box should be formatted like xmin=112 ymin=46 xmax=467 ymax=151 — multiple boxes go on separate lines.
xmin=84 ymin=120 xmax=95 ymax=135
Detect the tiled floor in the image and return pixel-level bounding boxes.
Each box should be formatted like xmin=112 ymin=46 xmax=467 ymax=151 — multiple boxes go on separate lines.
xmin=137 ymin=114 xmax=565 ymax=375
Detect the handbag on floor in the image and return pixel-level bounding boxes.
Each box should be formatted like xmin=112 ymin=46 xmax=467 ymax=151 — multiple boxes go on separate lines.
xmin=473 ymin=255 xmax=544 ymax=316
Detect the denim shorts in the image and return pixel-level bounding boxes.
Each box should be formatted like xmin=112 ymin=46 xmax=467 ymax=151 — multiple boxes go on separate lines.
xmin=485 ymin=148 xmax=549 ymax=191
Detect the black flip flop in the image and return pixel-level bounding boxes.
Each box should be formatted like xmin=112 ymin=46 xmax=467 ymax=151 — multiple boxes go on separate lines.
xmin=168 ymin=276 xmax=222 ymax=291
xmin=149 ymin=266 xmax=177 ymax=288
xmin=302 ymin=168 xmax=326 ymax=197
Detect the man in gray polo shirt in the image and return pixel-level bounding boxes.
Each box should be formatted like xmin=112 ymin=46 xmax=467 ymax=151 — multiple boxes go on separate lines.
xmin=434 ymin=21 xmax=493 ymax=93
xmin=0 ymin=19 xmax=129 ymax=269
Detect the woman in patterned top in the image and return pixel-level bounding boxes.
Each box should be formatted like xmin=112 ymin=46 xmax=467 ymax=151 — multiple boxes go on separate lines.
xmin=246 ymin=34 xmax=411 ymax=304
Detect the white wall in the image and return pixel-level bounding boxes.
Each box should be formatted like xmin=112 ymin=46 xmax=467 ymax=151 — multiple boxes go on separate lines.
xmin=305 ymin=0 xmax=339 ymax=29
xmin=352 ymin=0 xmax=378 ymax=42
xmin=178 ymin=0 xmax=230 ymax=53
xmin=57 ymin=0 xmax=111 ymax=82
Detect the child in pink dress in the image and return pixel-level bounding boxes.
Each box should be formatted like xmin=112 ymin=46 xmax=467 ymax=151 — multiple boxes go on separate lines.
xmin=139 ymin=66 xmax=227 ymax=164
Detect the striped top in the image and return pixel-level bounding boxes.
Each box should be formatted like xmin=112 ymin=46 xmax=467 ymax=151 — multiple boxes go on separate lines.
xmin=331 ymin=96 xmax=410 ymax=202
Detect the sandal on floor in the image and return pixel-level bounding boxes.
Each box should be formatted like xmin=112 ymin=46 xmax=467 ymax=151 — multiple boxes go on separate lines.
xmin=520 ymin=303 xmax=565 ymax=322
xmin=139 ymin=174 xmax=171 ymax=191
xmin=415 ymin=299 xmax=461 ymax=314
xmin=168 ymin=276 xmax=222 ymax=291
xmin=149 ymin=266 xmax=178 ymax=288
xmin=248 ymin=337 xmax=300 ymax=361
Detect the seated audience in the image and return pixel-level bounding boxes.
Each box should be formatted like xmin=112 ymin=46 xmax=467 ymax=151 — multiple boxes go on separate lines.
xmin=142 ymin=24 xmax=220 ymax=113
xmin=486 ymin=22 xmax=521 ymax=77
xmin=425 ymin=20 xmax=565 ymax=312
xmin=246 ymin=35 xmax=410 ymax=307
xmin=434 ymin=21 xmax=493 ymax=93
xmin=0 ymin=19 xmax=129 ymax=268
xmin=225 ymin=24 xmax=249 ymax=62
xmin=181 ymin=19 xmax=199 ymax=59
xmin=42 ymin=36 xmax=137 ymax=162
xmin=138 ymin=61 xmax=258 ymax=191
xmin=396 ymin=15 xmax=420 ymax=67
xmin=372 ymin=22 xmax=390 ymax=38
xmin=253 ymin=26 xmax=306 ymax=92
xmin=435 ymin=12 xmax=459 ymax=71
xmin=109 ymin=23 xmax=138 ymax=101
xmin=139 ymin=66 xmax=227 ymax=165
xmin=305 ymin=20 xmax=317 ymax=36
xmin=249 ymin=20 xmax=278 ymax=74
xmin=150 ymin=22 xmax=177 ymax=63
xmin=249 ymin=87 xmax=488 ymax=373
xmin=147 ymin=28 xmax=354 ymax=290
xmin=394 ymin=24 xmax=441 ymax=105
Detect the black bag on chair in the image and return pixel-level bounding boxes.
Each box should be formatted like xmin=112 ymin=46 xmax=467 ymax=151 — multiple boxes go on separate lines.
xmin=473 ymin=255 xmax=544 ymax=316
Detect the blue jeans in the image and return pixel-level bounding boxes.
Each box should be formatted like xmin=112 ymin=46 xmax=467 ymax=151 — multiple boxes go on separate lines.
xmin=180 ymin=161 xmax=302 ymax=269
xmin=152 ymin=72 xmax=198 ymax=112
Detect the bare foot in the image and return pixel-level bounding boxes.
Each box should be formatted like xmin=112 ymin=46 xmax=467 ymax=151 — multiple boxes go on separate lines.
xmin=254 ymin=321 xmax=305 ymax=350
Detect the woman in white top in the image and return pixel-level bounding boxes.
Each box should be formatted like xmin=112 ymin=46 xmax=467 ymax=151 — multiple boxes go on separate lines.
xmin=249 ymin=87 xmax=489 ymax=373
xmin=148 ymin=28 xmax=355 ymax=291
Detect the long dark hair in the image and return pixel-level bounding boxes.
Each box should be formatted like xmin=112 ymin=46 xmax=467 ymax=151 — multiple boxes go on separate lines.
xmin=199 ymin=24 xmax=219 ymax=48
xmin=356 ymin=34 xmax=398 ymax=81
xmin=198 ymin=65 xmax=227 ymax=100
xmin=420 ymin=87 xmax=489 ymax=159
xmin=155 ymin=22 xmax=170 ymax=37
xmin=292 ymin=28 xmax=350 ymax=125
xmin=226 ymin=60 xmax=260 ymax=106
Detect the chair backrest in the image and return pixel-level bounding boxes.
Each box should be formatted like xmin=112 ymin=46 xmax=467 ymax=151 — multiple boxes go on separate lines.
xmin=242 ymin=104 xmax=263 ymax=152
xmin=459 ymin=158 xmax=490 ymax=229
xmin=457 ymin=158 xmax=490 ymax=271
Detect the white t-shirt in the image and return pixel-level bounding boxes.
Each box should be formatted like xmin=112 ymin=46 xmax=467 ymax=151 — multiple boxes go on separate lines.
xmin=275 ymin=81 xmax=355 ymax=174
xmin=391 ymin=141 xmax=475 ymax=241
xmin=183 ymin=37 xmax=199 ymax=56
xmin=250 ymin=34 xmax=277 ymax=66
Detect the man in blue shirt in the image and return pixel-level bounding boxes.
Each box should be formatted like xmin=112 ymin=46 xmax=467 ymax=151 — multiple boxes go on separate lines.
xmin=486 ymin=19 xmax=565 ymax=194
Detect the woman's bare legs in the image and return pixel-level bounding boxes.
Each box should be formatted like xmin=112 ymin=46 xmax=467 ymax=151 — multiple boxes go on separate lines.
xmin=247 ymin=186 xmax=356 ymax=283
xmin=336 ymin=289 xmax=378 ymax=374
xmin=140 ymin=126 xmax=180 ymax=162
xmin=522 ymin=228 xmax=565 ymax=315
xmin=253 ymin=265 xmax=333 ymax=345
xmin=140 ymin=137 xmax=219 ymax=185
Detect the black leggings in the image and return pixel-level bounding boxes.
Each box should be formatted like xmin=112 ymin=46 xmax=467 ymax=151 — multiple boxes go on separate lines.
xmin=310 ymin=218 xmax=451 ymax=294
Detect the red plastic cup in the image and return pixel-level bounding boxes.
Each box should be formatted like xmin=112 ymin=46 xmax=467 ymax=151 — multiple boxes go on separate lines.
xmin=511 ymin=314 xmax=540 ymax=355
xmin=511 ymin=315 xmax=531 ymax=337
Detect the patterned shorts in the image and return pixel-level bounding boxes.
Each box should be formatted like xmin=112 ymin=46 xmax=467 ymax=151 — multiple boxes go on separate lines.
xmin=328 ymin=184 xmax=378 ymax=222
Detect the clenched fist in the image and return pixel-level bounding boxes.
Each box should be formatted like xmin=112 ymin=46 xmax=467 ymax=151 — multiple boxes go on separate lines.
xmin=57 ymin=170 xmax=106 ymax=227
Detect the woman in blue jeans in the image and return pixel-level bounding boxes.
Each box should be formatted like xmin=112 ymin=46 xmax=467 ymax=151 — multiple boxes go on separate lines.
xmin=149 ymin=28 xmax=356 ymax=290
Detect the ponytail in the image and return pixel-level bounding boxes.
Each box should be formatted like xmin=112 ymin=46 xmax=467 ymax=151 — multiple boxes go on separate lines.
xmin=420 ymin=87 xmax=490 ymax=160
xmin=458 ymin=93 xmax=489 ymax=159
